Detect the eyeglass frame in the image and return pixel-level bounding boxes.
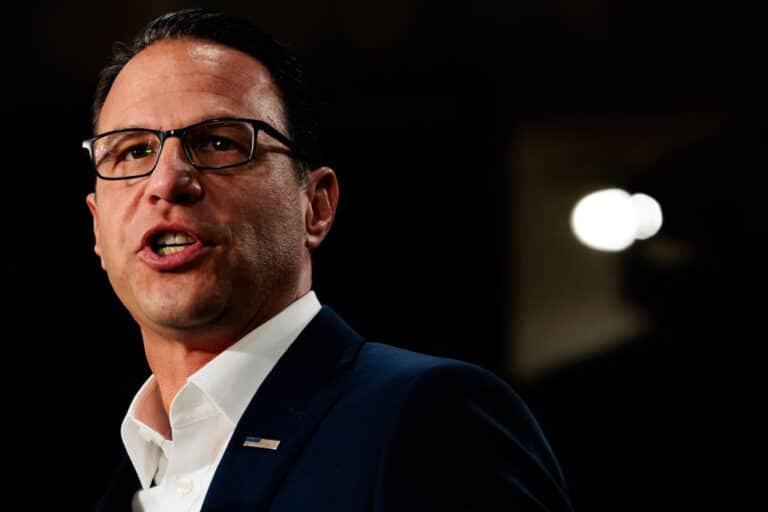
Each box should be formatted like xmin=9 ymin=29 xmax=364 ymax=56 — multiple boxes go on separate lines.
xmin=81 ymin=117 xmax=306 ymax=180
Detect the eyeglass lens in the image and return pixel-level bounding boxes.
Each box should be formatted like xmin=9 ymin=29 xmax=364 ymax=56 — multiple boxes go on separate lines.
xmin=92 ymin=120 xmax=256 ymax=178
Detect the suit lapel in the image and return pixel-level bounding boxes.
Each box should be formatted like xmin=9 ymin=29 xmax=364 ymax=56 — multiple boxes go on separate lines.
xmin=201 ymin=306 xmax=364 ymax=511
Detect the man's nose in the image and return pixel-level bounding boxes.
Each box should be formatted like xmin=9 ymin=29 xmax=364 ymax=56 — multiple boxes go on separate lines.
xmin=145 ymin=137 xmax=203 ymax=205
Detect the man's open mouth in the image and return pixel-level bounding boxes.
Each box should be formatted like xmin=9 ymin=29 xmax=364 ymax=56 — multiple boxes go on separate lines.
xmin=151 ymin=231 xmax=197 ymax=256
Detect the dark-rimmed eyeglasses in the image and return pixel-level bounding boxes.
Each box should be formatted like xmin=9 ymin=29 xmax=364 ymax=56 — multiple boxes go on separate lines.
xmin=81 ymin=118 xmax=304 ymax=180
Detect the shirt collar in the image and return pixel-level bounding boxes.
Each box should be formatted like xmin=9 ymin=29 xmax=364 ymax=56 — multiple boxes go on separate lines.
xmin=188 ymin=290 xmax=321 ymax=424
xmin=121 ymin=377 xmax=166 ymax=489
xmin=121 ymin=291 xmax=321 ymax=489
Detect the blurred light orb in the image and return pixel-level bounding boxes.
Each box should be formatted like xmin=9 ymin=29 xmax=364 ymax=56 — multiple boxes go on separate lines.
xmin=632 ymin=193 xmax=663 ymax=239
xmin=571 ymin=188 xmax=663 ymax=252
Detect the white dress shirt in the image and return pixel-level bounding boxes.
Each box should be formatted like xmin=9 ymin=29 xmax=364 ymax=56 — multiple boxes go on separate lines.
xmin=121 ymin=291 xmax=322 ymax=512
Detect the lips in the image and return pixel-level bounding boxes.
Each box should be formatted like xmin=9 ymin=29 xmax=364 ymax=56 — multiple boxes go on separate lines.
xmin=138 ymin=224 xmax=213 ymax=271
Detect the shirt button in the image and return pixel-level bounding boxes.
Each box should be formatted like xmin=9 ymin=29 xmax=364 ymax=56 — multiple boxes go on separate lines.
xmin=177 ymin=478 xmax=194 ymax=495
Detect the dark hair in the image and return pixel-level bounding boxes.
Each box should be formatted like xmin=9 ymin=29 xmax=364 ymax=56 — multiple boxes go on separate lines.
xmin=91 ymin=8 xmax=322 ymax=178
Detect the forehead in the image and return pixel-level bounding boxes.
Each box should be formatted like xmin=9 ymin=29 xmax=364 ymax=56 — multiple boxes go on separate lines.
xmin=98 ymin=38 xmax=285 ymax=133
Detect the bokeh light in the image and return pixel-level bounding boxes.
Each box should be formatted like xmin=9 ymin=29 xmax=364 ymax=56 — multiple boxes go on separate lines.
xmin=571 ymin=189 xmax=663 ymax=252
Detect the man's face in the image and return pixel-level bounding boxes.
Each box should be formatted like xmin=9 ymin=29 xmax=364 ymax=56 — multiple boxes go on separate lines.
xmin=87 ymin=38 xmax=313 ymax=345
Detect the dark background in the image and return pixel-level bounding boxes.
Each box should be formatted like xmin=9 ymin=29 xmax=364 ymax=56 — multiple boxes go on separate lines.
xmin=2 ymin=1 xmax=764 ymax=509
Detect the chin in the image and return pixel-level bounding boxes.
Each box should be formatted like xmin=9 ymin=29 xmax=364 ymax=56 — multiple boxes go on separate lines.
xmin=137 ymin=291 xmax=230 ymax=333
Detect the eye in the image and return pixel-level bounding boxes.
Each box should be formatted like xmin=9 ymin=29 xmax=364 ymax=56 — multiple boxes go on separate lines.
xmin=123 ymin=145 xmax=155 ymax=160
xmin=198 ymin=136 xmax=236 ymax=152
xmin=185 ymin=122 xmax=253 ymax=167
xmin=95 ymin=133 xmax=157 ymax=164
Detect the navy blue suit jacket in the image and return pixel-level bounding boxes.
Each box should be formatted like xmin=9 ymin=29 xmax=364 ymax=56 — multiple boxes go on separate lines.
xmin=96 ymin=307 xmax=573 ymax=511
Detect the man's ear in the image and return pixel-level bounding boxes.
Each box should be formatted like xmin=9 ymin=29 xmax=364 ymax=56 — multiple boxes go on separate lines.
xmin=304 ymin=167 xmax=339 ymax=250
xmin=85 ymin=192 xmax=106 ymax=270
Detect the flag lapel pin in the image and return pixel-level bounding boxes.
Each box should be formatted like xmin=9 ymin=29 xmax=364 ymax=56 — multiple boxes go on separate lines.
xmin=243 ymin=436 xmax=281 ymax=450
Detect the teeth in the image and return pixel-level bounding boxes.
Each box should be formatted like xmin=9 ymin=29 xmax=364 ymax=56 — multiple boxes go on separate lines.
xmin=155 ymin=231 xmax=195 ymax=246
xmin=151 ymin=231 xmax=197 ymax=256
xmin=157 ymin=245 xmax=188 ymax=256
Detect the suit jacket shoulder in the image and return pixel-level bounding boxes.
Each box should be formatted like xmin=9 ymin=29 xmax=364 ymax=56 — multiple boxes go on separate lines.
xmin=328 ymin=342 xmax=573 ymax=511
xmin=262 ymin=315 xmax=572 ymax=511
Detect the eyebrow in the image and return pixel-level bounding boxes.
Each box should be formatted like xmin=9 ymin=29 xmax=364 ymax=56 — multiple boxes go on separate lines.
xmin=97 ymin=112 xmax=250 ymax=135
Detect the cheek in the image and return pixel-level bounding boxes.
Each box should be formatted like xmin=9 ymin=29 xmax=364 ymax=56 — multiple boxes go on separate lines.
xmin=94 ymin=201 xmax=135 ymax=269
xmin=230 ymin=188 xmax=306 ymax=261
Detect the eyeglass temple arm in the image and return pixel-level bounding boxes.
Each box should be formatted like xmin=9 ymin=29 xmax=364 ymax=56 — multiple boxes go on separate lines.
xmin=256 ymin=122 xmax=311 ymax=166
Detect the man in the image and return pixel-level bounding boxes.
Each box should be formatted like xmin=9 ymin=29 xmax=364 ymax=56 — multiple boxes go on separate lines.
xmin=84 ymin=8 xmax=573 ymax=511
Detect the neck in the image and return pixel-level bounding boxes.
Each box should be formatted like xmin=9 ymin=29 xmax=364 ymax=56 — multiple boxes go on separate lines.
xmin=140 ymin=268 xmax=313 ymax=418
xmin=142 ymin=335 xmax=226 ymax=419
